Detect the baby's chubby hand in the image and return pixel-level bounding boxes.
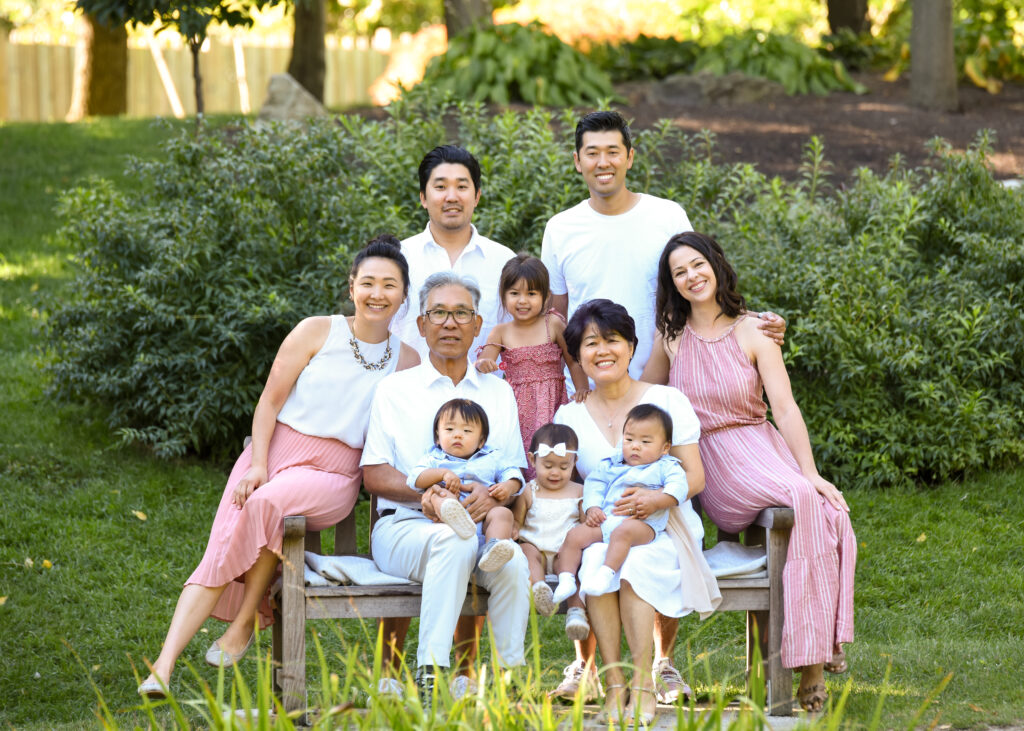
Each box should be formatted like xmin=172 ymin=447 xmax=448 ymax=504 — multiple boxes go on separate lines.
xmin=441 ymin=470 xmax=462 ymax=493
xmin=488 ymin=481 xmax=514 ymax=502
xmin=584 ymin=506 xmax=606 ymax=527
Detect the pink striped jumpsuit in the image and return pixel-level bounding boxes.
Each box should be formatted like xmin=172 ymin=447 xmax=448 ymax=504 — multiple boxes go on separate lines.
xmin=669 ymin=320 xmax=855 ymax=668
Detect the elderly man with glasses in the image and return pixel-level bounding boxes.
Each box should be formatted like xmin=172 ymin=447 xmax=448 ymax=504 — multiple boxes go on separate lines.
xmin=360 ymin=271 xmax=530 ymax=704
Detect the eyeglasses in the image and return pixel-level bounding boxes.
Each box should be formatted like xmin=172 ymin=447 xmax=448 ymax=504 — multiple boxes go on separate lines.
xmin=424 ymin=308 xmax=476 ymax=325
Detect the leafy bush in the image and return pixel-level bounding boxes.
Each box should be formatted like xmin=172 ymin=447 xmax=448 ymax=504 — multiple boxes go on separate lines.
xmin=587 ymin=35 xmax=701 ymax=82
xmin=692 ymin=29 xmax=866 ymax=95
xmin=418 ymin=22 xmax=615 ymax=106
xmin=47 ymin=102 xmax=1024 ymax=489
xmin=588 ymin=30 xmax=864 ymax=95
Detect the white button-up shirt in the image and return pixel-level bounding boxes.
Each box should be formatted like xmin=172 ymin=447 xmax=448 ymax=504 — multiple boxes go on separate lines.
xmin=360 ymin=360 xmax=527 ymax=513
xmin=395 ymin=224 xmax=517 ymax=362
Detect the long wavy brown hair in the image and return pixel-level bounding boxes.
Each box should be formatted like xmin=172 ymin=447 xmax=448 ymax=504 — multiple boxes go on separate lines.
xmin=655 ymin=231 xmax=747 ymax=342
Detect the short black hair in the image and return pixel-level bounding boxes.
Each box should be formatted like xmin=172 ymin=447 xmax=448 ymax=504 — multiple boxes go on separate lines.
xmin=418 ymin=145 xmax=482 ymax=194
xmin=562 ymin=298 xmax=639 ymax=364
xmin=574 ymin=110 xmax=632 ymax=153
xmin=349 ymin=233 xmax=410 ymax=300
xmin=624 ymin=404 xmax=673 ymax=443
xmin=433 ymin=398 xmax=490 ymax=446
xmin=529 ymin=423 xmax=579 ymax=454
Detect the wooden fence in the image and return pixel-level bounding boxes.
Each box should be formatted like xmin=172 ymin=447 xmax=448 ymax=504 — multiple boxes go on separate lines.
xmin=0 ymin=33 xmax=391 ymax=122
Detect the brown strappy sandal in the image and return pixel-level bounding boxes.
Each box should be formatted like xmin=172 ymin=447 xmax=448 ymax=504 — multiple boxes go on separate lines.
xmin=798 ymin=682 xmax=828 ymax=712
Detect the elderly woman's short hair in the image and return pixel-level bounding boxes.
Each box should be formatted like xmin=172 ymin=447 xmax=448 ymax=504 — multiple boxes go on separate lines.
xmin=418 ymin=271 xmax=482 ymax=314
xmin=563 ymin=299 xmax=639 ymax=363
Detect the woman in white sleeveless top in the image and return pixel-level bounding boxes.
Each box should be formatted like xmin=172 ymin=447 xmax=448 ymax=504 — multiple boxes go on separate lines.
xmin=138 ymin=236 xmax=420 ymax=698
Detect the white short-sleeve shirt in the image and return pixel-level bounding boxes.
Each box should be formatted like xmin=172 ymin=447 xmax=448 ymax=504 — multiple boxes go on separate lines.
xmin=541 ymin=194 xmax=692 ymax=377
xmin=361 ymin=361 xmax=527 ymax=513
xmin=394 ymin=224 xmax=517 ymax=363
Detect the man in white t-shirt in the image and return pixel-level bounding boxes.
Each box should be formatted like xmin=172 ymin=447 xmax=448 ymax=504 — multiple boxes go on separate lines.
xmin=395 ymin=145 xmax=517 ymax=362
xmin=541 ymin=110 xmax=786 ymax=703
xmin=361 ymin=272 xmax=529 ymax=703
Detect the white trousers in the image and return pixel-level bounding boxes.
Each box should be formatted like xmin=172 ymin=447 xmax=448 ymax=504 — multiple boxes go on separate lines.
xmin=371 ymin=511 xmax=530 ymax=668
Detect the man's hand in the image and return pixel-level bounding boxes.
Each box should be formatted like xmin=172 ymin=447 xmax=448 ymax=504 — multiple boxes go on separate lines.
xmin=584 ymin=506 xmax=606 ymax=527
xmin=421 ymin=485 xmax=446 ymax=521
xmin=756 ymin=311 xmax=787 ymax=346
xmin=461 ymin=481 xmax=500 ymax=523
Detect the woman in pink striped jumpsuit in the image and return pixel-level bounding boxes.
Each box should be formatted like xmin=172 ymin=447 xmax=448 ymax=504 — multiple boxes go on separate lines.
xmin=643 ymin=231 xmax=856 ymax=713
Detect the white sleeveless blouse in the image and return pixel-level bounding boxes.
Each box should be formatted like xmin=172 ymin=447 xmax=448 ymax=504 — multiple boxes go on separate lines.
xmin=277 ymin=315 xmax=400 ymax=447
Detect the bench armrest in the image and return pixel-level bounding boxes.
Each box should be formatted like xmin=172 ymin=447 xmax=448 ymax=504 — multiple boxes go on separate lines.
xmin=753 ymin=507 xmax=794 ymax=531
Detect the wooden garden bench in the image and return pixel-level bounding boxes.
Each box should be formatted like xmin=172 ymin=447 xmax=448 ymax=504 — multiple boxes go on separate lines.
xmin=271 ymin=502 xmax=794 ymax=718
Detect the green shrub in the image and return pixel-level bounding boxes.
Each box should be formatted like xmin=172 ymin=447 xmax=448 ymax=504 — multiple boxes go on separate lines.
xmin=418 ymin=22 xmax=615 ymax=106
xmin=47 ymin=102 xmax=1024 ymax=489
xmin=588 ymin=35 xmax=701 ymax=82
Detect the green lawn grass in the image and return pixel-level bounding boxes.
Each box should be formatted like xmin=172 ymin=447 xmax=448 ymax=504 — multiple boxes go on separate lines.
xmin=2 ymin=118 xmax=1023 ymax=728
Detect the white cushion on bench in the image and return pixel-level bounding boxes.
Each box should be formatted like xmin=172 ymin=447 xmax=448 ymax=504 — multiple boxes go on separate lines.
xmin=304 ymin=552 xmax=415 ymax=586
xmin=704 ymin=541 xmax=768 ymax=578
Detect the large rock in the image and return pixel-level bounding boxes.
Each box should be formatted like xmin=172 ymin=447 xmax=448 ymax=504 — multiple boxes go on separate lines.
xmin=258 ymin=73 xmax=329 ymax=121
xmin=618 ymin=71 xmax=786 ymax=108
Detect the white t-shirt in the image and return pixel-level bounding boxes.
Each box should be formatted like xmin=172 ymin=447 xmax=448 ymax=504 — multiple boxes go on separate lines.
xmin=541 ymin=194 xmax=692 ymax=377
xmin=360 ymin=361 xmax=527 ymax=513
xmin=394 ymin=223 xmax=517 ymax=363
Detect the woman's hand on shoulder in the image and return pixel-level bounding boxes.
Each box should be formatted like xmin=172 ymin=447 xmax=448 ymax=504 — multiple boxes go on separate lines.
xmin=572 ymin=387 xmax=591 ymax=403
xmin=233 ymin=465 xmax=268 ymax=508
xmin=809 ymin=473 xmax=849 ymax=512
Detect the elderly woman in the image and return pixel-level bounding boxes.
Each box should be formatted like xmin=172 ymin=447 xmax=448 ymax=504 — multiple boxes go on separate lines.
xmin=137 ymin=236 xmax=419 ymax=698
xmin=552 ymin=299 xmax=718 ymax=724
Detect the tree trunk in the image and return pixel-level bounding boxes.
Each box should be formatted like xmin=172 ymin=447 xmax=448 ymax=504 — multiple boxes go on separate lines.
xmin=287 ymin=0 xmax=326 ymax=102
xmin=66 ymin=13 xmax=127 ymax=121
xmin=910 ymin=0 xmax=958 ymax=111
xmin=190 ymin=39 xmax=205 ymax=116
xmin=443 ymin=0 xmax=493 ymax=39
xmin=826 ymin=0 xmax=869 ymax=34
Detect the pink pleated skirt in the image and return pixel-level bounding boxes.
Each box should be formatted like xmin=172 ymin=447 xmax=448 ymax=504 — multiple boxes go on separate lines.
xmin=186 ymin=423 xmax=362 ymax=628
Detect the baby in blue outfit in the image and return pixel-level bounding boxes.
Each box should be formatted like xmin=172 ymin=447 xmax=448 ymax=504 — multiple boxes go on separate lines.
xmin=553 ymin=403 xmax=689 ymax=602
xmin=409 ymin=398 xmax=524 ymax=572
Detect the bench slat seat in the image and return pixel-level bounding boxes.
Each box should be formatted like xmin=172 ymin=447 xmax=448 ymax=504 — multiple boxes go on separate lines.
xmin=272 ymin=504 xmax=795 ymax=719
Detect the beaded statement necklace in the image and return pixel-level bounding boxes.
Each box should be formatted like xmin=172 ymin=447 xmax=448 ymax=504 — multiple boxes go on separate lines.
xmin=350 ymin=335 xmax=393 ymax=371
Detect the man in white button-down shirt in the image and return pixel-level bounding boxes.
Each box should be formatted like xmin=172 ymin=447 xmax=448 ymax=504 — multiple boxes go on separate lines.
xmin=394 ymin=145 xmax=518 ymax=362
xmin=361 ymin=272 xmax=529 ymax=698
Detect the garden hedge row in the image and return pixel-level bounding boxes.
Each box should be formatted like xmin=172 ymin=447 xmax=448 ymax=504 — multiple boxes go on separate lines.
xmin=47 ymin=99 xmax=1024 ymax=488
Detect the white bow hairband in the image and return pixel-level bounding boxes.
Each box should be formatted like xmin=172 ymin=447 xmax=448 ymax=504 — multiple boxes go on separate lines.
xmin=534 ymin=443 xmax=576 ymax=458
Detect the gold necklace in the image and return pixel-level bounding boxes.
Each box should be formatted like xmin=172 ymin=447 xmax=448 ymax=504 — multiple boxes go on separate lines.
xmin=595 ymin=381 xmax=636 ymax=429
xmin=350 ymin=335 xmax=393 ymax=371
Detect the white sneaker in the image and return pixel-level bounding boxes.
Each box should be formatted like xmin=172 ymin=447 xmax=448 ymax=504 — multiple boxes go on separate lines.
xmin=449 ymin=674 xmax=479 ymax=701
xmin=564 ymin=606 xmax=591 ymax=641
xmin=375 ymin=677 xmax=405 ymax=700
xmin=478 ymin=538 xmax=515 ymax=572
xmin=653 ymin=657 xmax=692 ymax=703
xmin=440 ymin=498 xmax=476 ymax=539
xmin=532 ymin=581 xmax=557 ymax=616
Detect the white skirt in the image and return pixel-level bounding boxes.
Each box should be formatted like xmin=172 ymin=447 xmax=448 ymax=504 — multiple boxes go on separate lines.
xmin=580 ymin=503 xmax=720 ymax=619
